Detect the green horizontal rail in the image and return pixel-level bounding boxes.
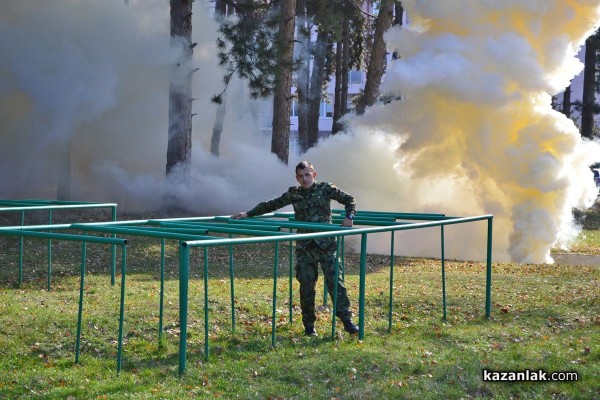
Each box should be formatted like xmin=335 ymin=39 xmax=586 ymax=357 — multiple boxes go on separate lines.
xmin=215 ymin=217 xmax=355 ymax=232
xmin=69 ymin=224 xmax=215 ymax=241
xmin=185 ymin=215 xmax=492 ymax=247
xmin=0 ymin=203 xmax=117 ymax=212
xmin=0 ymin=229 xmax=126 ymax=245
xmin=332 ymin=209 xmax=446 ymax=218
xmin=157 ymin=222 xmax=291 ymax=237
xmin=151 ymin=220 xmax=283 ymax=232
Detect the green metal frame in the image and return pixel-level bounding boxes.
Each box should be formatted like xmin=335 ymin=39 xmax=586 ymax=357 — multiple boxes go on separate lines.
xmin=177 ymin=213 xmax=494 ymax=374
xmin=1 ymin=207 xmax=494 ymax=376
xmin=0 ymin=199 xmax=118 ymax=289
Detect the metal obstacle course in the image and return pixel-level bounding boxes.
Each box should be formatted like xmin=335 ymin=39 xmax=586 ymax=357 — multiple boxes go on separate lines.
xmin=0 ymin=200 xmax=493 ymax=374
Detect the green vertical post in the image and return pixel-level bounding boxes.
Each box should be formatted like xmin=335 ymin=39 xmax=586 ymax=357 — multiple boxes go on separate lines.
xmin=323 ymin=273 xmax=328 ymax=306
xmin=47 ymin=209 xmax=52 ymax=291
xmin=178 ymin=243 xmax=190 ymax=375
xmin=203 ymin=246 xmax=209 ymax=361
xmin=159 ymin=239 xmax=165 ymax=345
xmin=485 ymin=217 xmax=493 ymax=319
xmin=331 ymin=239 xmax=341 ymax=337
xmin=358 ymin=234 xmax=367 ymax=340
xmin=111 ymin=205 xmax=117 ymax=286
xmin=288 ymin=237 xmax=293 ymax=324
xmin=229 ymin=236 xmax=236 ymax=333
xmin=441 ymin=225 xmax=447 ymax=321
xmin=116 ymin=244 xmax=127 ymax=373
xmin=271 ymin=242 xmax=279 ymax=347
xmin=388 ymin=231 xmax=395 ymax=331
xmin=341 ymin=236 xmax=346 ymax=281
xmin=75 ymin=240 xmax=87 ymax=364
xmin=18 ymin=211 xmax=24 ymax=287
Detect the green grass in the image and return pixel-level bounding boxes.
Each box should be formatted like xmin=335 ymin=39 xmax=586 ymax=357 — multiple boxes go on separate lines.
xmin=0 ymin=231 xmax=598 ymax=399
xmin=562 ymin=229 xmax=600 ymax=254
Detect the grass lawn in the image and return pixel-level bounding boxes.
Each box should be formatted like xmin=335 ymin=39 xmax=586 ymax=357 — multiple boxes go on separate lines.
xmin=0 ymin=216 xmax=598 ymax=399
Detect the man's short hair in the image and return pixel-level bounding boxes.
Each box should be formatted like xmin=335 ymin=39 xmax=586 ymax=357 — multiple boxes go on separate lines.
xmin=295 ymin=161 xmax=314 ymax=173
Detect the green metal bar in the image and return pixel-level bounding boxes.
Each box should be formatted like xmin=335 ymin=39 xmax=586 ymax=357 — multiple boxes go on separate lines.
xmin=341 ymin=236 xmax=346 ymax=281
xmin=203 ymin=247 xmax=209 ymax=361
xmin=178 ymin=243 xmax=190 ymax=375
xmin=441 ymin=225 xmax=447 ymax=321
xmin=0 ymin=229 xmax=127 ymax=245
xmin=69 ymin=224 xmax=215 ymax=241
xmin=329 ymin=218 xmax=409 ymax=226
xmin=0 ymin=203 xmax=118 ymax=212
xmin=388 ymin=231 xmax=395 ymax=332
xmin=331 ymin=239 xmax=341 ymax=337
xmin=486 ymin=217 xmax=493 ymax=319
xmin=111 ymin=205 xmax=117 ymax=286
xmin=333 ymin=209 xmax=446 ymax=219
xmin=75 ymin=239 xmax=87 ymax=364
xmin=185 ymin=215 xmax=494 ymax=248
xmin=216 ymin=217 xmax=355 ymax=232
xmin=159 ymin=239 xmax=165 ymax=345
xmin=47 ymin=209 xmax=52 ymax=291
xmin=128 ymin=226 xmax=209 ymax=235
xmin=156 ymin=221 xmax=282 ymax=232
xmin=358 ymin=234 xmax=367 ymax=340
xmin=229 ymin=235 xmax=236 ymax=333
xmin=288 ymin=237 xmax=293 ymax=324
xmin=323 ymin=271 xmax=328 ymax=306
xmin=116 ymin=244 xmax=127 ymax=373
xmin=157 ymin=223 xmax=285 ymax=237
xmin=18 ymin=211 xmax=24 ymax=287
xmin=271 ymin=242 xmax=279 ymax=348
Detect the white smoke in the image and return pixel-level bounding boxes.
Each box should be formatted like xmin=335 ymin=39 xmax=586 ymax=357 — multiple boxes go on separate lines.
xmin=1 ymin=0 xmax=600 ymax=263
xmin=347 ymin=0 xmax=600 ymax=262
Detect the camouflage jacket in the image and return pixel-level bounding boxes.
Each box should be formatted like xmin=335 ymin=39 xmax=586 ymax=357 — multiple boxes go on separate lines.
xmin=247 ymin=181 xmax=356 ymax=249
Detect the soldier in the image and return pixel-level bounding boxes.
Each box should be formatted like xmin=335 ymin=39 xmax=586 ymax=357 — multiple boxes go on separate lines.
xmin=232 ymin=161 xmax=359 ymax=336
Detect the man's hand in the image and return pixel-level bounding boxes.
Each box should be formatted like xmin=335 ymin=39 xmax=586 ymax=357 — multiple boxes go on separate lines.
xmin=231 ymin=212 xmax=248 ymax=220
xmin=341 ymin=217 xmax=353 ymax=227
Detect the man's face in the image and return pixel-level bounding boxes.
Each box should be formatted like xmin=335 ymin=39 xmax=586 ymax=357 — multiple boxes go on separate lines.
xmin=296 ymin=167 xmax=317 ymax=189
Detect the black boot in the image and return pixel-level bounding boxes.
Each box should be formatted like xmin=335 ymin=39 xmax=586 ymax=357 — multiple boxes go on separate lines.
xmin=304 ymin=325 xmax=318 ymax=337
xmin=342 ymin=319 xmax=359 ymax=334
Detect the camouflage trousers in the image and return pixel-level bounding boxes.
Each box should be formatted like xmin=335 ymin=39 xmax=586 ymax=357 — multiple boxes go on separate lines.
xmin=295 ymin=242 xmax=352 ymax=326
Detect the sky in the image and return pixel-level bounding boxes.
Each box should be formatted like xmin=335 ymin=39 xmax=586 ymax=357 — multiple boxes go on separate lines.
xmin=1 ymin=0 xmax=600 ymax=263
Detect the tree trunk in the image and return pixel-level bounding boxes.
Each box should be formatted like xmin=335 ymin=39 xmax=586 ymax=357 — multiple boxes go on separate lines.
xmin=210 ymin=0 xmax=228 ymax=157
xmin=581 ymin=32 xmax=598 ymax=139
xmin=271 ymin=0 xmax=297 ymax=164
xmin=295 ymin=0 xmax=310 ymax=153
xmin=166 ymin=0 xmax=194 ymax=174
xmin=340 ymin=7 xmax=350 ymax=116
xmin=562 ymin=85 xmax=571 ymax=118
xmin=307 ymin=29 xmax=329 ymax=149
xmin=332 ymin=41 xmax=343 ymax=134
xmin=394 ymin=1 xmax=404 ymax=26
xmin=354 ymin=0 xmax=394 ymax=115
xmin=210 ymin=100 xmax=226 ymax=156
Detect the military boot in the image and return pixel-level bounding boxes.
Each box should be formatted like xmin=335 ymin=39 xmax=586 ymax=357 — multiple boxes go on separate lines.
xmin=342 ymin=319 xmax=359 ymax=334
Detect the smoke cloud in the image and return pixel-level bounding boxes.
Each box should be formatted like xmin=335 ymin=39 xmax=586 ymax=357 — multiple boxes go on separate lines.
xmin=1 ymin=0 xmax=599 ymax=263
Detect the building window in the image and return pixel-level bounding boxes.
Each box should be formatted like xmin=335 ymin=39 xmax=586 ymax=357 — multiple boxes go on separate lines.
xmin=259 ymin=100 xmax=272 ymax=129
xmin=349 ymin=70 xmax=363 ymax=84
xmin=320 ymin=101 xmax=333 ymax=118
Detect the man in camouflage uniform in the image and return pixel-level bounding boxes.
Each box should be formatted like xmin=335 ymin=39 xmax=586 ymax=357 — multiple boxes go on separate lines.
xmin=232 ymin=161 xmax=359 ymax=336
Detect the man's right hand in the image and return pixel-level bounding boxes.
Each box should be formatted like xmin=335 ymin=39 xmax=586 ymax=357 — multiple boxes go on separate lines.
xmin=231 ymin=212 xmax=248 ymax=219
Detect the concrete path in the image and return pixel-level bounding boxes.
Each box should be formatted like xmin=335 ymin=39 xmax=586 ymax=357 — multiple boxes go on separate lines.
xmin=552 ymin=253 xmax=600 ymax=266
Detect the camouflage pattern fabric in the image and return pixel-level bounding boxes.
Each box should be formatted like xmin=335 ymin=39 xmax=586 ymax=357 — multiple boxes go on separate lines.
xmin=246 ymin=181 xmax=356 ymax=250
xmin=246 ymin=181 xmax=356 ymax=326
xmin=295 ymin=242 xmax=352 ymax=325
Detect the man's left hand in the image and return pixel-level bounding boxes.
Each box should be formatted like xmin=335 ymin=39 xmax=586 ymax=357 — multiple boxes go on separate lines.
xmin=341 ymin=217 xmax=353 ymax=227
